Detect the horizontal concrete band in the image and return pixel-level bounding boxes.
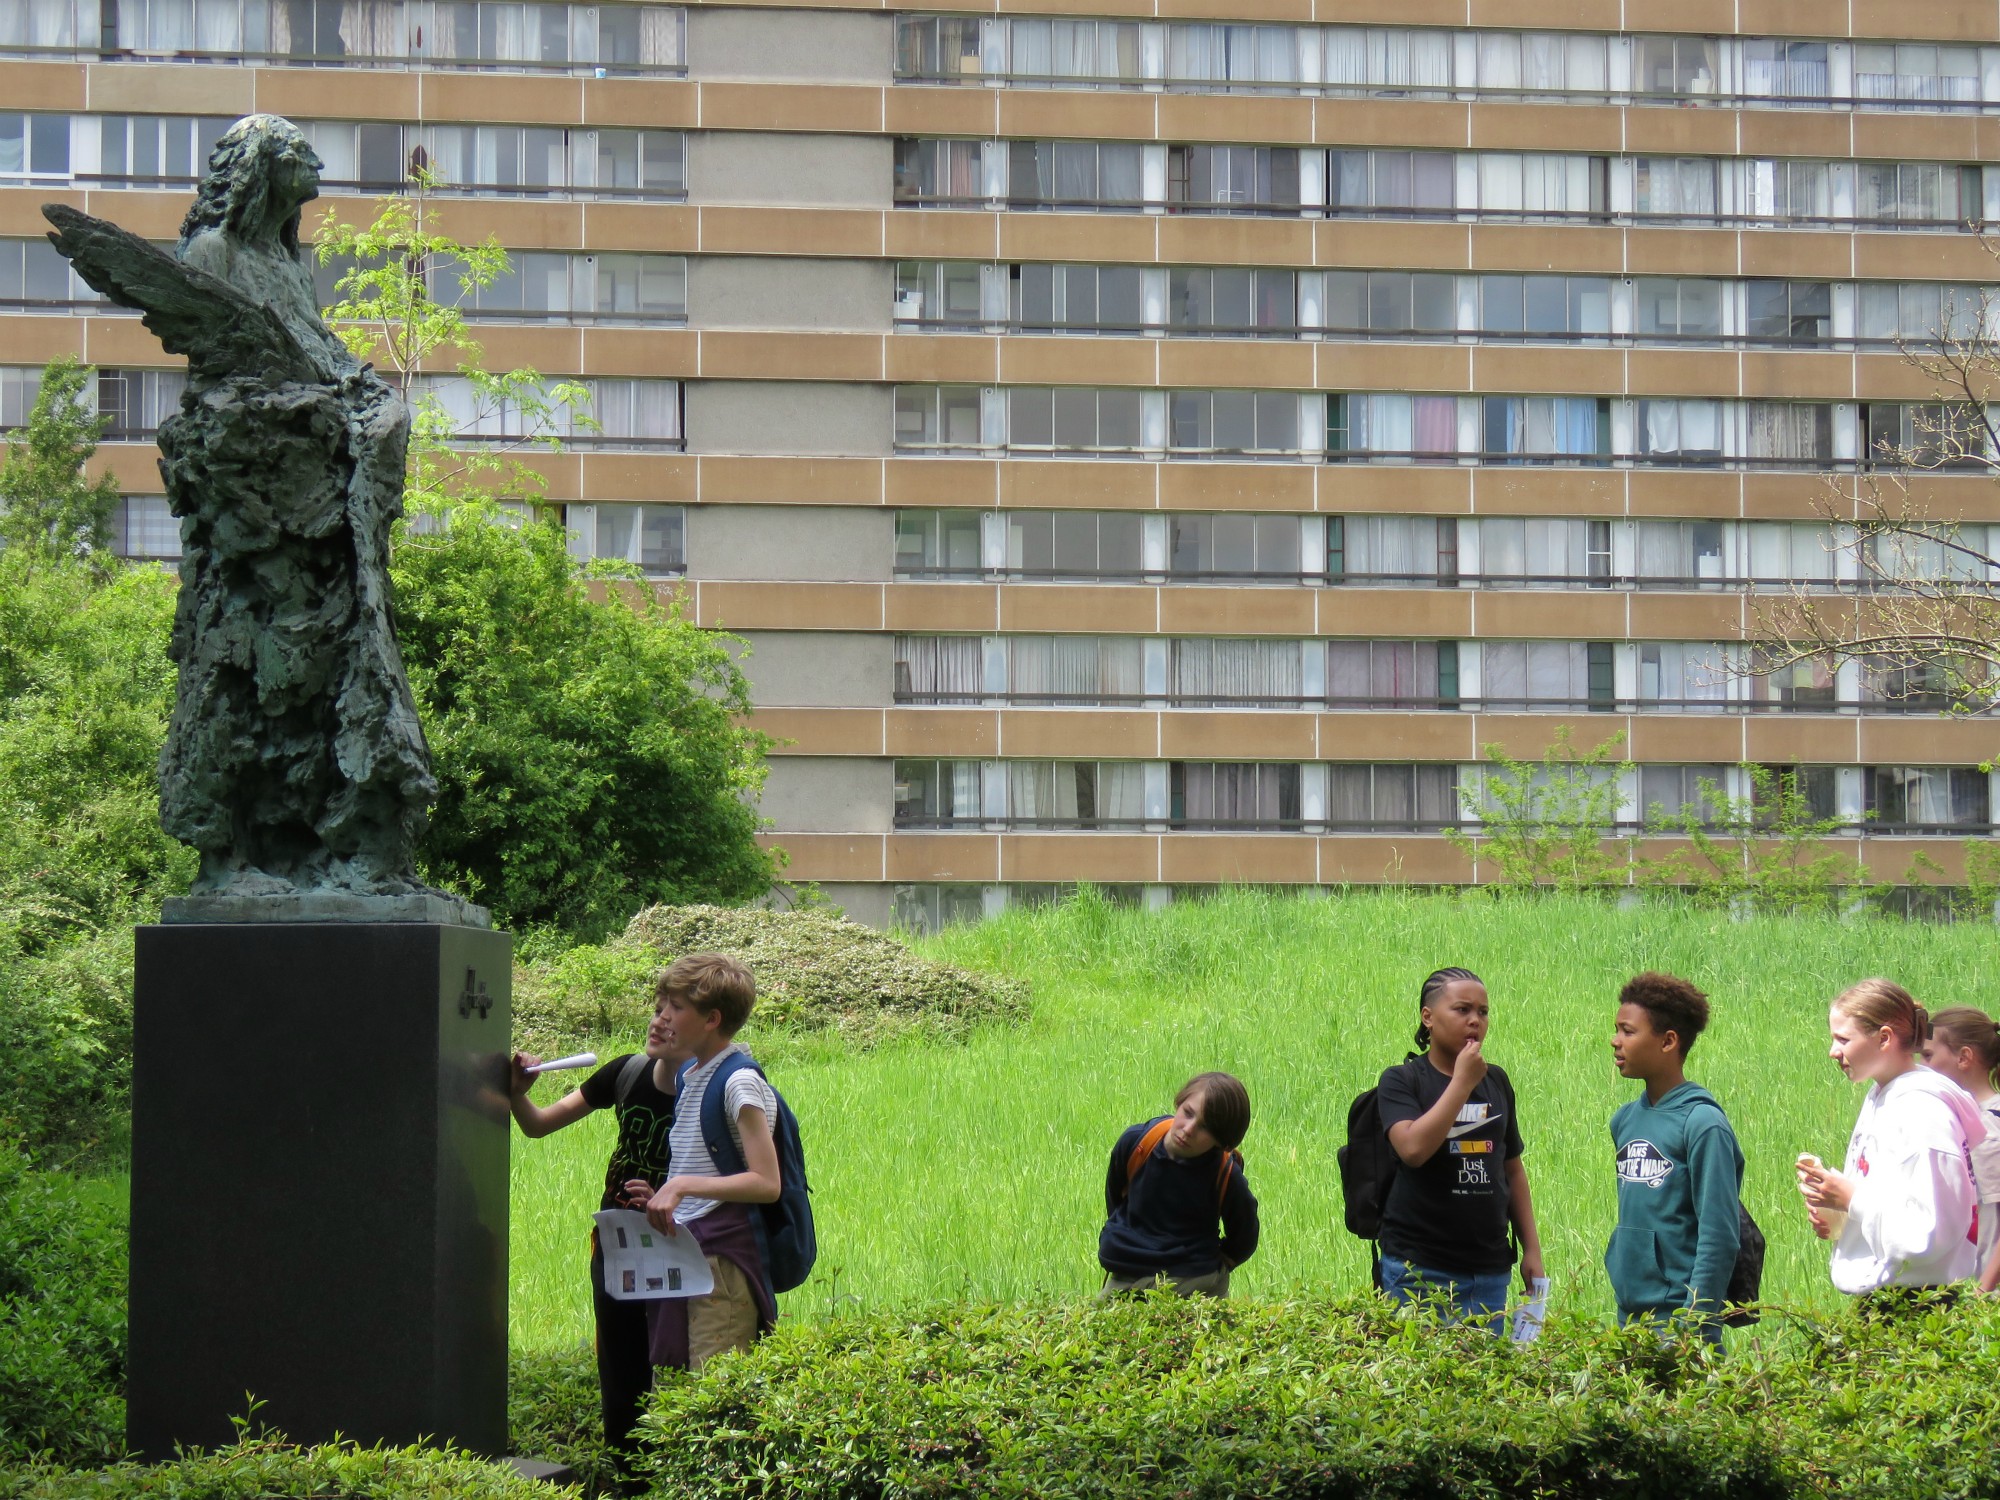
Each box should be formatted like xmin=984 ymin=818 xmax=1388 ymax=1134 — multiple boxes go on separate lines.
xmin=14 ymin=316 xmax=1976 ymax=404
xmin=11 ymin=58 xmax=2000 ymax=148
xmin=759 ymin=829 xmax=1989 ymax=885
xmin=744 ymin=707 xmax=1996 ymax=765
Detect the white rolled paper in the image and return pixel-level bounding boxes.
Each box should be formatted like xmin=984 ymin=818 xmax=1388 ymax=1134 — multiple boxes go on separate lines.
xmin=527 ymin=1051 xmax=598 ymax=1075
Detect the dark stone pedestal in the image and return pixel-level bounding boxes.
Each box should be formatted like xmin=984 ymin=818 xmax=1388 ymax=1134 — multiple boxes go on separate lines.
xmin=127 ymin=923 xmax=511 ymax=1459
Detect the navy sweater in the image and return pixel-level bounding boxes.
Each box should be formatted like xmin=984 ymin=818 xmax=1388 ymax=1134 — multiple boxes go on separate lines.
xmin=1098 ymin=1117 xmax=1260 ymax=1277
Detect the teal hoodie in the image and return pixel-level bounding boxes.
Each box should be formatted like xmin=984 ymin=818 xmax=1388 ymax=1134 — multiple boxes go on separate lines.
xmin=1604 ymin=1083 xmax=1744 ymax=1319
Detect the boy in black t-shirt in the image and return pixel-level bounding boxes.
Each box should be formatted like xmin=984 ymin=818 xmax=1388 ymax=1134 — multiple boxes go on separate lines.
xmin=1375 ymin=966 xmax=1545 ymax=1334
xmin=509 ymin=995 xmax=691 ymax=1472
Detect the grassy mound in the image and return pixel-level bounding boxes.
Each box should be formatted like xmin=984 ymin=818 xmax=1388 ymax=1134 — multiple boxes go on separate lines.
xmin=512 ymin=904 xmax=1029 ymax=1054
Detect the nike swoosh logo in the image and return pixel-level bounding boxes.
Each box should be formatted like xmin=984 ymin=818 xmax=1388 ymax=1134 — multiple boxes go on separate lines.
xmin=1446 ymin=1113 xmax=1503 ymax=1139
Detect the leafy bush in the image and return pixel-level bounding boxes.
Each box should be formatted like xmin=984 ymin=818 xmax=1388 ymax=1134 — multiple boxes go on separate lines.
xmin=0 ymin=1151 xmax=127 ymax=1469
xmin=4 ymin=1433 xmax=557 ymax=1499
xmin=640 ymin=1292 xmax=2000 ymax=1499
xmin=506 ymin=1345 xmax=614 ymax=1494
xmin=513 ymin=905 xmax=1029 ymax=1054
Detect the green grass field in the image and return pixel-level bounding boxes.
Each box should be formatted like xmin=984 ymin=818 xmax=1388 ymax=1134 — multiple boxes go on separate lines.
xmin=508 ymin=889 xmax=1996 ymax=1350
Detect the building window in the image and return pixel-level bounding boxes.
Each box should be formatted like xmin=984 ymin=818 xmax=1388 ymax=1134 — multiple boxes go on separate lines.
xmin=1007 ymin=511 xmax=1144 ymax=580
xmin=1328 ymin=394 xmax=1461 ymax=460
xmin=1473 ymin=32 xmax=1608 ymax=98
xmin=1010 ymin=18 xmax=1143 ymax=87
xmin=115 ymin=495 xmax=180 ymax=559
xmin=892 ymin=636 xmax=984 ymax=703
xmin=0 ymin=364 xmax=45 ymax=427
xmin=1009 ymin=140 xmax=1144 ymax=209
xmin=1744 ymin=280 xmax=1832 ymax=343
xmin=1634 ymin=399 xmax=1725 ymax=462
xmin=1325 ymin=270 xmax=1454 ymax=335
xmin=1634 ymin=157 xmax=1719 ymax=217
xmin=1482 ymin=396 xmax=1607 ymax=463
xmin=1169 ymin=639 xmax=1307 ymax=707
xmin=1855 ymin=43 xmax=1981 ymax=106
xmin=1329 ymin=149 xmax=1453 ymax=213
xmin=1632 ymin=36 xmax=1720 ymax=97
xmin=567 ymin=504 xmax=683 ymax=575
xmin=1479 ymin=274 xmax=1610 ymax=338
xmin=1168 ymin=145 xmax=1302 ymax=213
xmin=97 ymin=368 xmax=187 ymax=436
xmin=894 ymin=16 xmax=985 ymax=82
xmin=1740 ymin=40 xmax=1830 ymax=101
xmin=1168 ymin=514 xmax=1306 ymax=581
xmin=1168 ymin=390 xmax=1300 ymax=454
xmin=1637 ymin=643 xmax=1729 ymax=713
xmin=1330 ymin=515 xmax=1451 ymax=583
xmin=1321 ymin=27 xmax=1453 ymax=97
xmin=1853 ymin=161 xmax=1971 ymax=224
xmin=1327 ymin=764 xmax=1458 ymax=829
xmin=1752 ymin=766 xmax=1839 ymax=823
xmin=1749 ymin=651 xmax=1840 ymax=710
xmin=893 ymin=760 xmax=983 ymax=827
xmin=889 ymin=882 xmax=988 ymax=933
xmin=1171 ymin=762 xmax=1301 ymax=828
xmin=1478 ymin=518 xmax=1609 ymax=586
xmin=1857 ymin=281 xmax=1987 ymax=343
xmin=1007 ymin=761 xmax=1148 ymax=826
xmin=1743 ymin=402 xmax=1833 ymax=463
xmin=894 ymin=385 xmax=984 ymax=449
xmin=893 ymin=138 xmax=989 ymax=204
xmin=1634 ymin=277 xmax=1725 ymax=341
xmin=1863 ymin=403 xmax=1988 ymax=466
xmin=1479 ymin=641 xmax=1604 ymax=710
xmin=1640 ymin=764 xmax=1730 ymax=825
xmin=1635 ymin=520 xmax=1727 ymax=585
xmin=1167 ymin=23 xmax=1304 ymax=92
xmin=1170 ymin=267 xmax=1298 ymax=335
xmin=897 ymin=261 xmax=987 ymax=328
xmin=1473 ymin=153 xmax=1606 ymax=218
xmin=1007 ymin=387 xmax=1145 ymax=451
xmin=1015 ymin=263 xmax=1146 ymax=332
xmin=1866 ymin=766 xmax=1990 ymax=831
xmin=894 ymin=511 xmax=984 ymax=577
xmin=1326 ymin=641 xmax=1453 ymax=708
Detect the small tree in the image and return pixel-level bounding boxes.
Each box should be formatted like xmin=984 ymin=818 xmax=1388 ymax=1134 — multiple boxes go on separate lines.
xmin=1634 ymin=764 xmax=1876 ymax=916
xmin=0 ymin=356 xmax=121 ymax=569
xmin=1446 ymin=726 xmax=1632 ymax=892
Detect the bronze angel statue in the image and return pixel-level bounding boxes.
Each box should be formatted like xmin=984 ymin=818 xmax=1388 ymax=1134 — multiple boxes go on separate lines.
xmin=45 ymin=115 xmax=438 ymax=899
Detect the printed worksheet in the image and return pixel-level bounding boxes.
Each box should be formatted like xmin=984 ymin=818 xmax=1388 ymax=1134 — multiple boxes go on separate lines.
xmin=593 ymin=1209 xmax=714 ymax=1300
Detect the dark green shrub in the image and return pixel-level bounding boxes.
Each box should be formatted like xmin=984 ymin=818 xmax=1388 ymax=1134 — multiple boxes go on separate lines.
xmin=639 ymin=1293 xmax=2000 ymax=1499
xmin=507 ymin=1346 xmax=614 ymax=1494
xmin=0 ymin=1151 xmax=127 ymax=1468
xmin=4 ymin=1433 xmax=560 ymax=1498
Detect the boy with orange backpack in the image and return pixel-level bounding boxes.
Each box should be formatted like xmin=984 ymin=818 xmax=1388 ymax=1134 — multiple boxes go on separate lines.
xmin=1098 ymin=1072 xmax=1259 ymax=1298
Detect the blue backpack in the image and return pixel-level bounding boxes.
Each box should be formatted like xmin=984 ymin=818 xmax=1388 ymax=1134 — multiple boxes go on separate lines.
xmin=679 ymin=1051 xmax=817 ymax=1296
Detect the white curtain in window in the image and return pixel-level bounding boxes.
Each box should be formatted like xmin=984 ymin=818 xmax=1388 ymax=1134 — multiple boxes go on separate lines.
xmin=193 ymin=0 xmax=240 ymax=51
xmin=1100 ymin=763 xmax=1146 ymax=822
xmin=1167 ymin=23 xmax=1221 ymax=81
xmin=1565 ymin=34 xmax=1606 ymax=93
xmin=1745 ymin=402 xmax=1825 ymax=460
xmin=1099 ymin=144 xmax=1142 ymax=203
xmin=1322 ymin=26 xmax=1366 ymax=89
xmin=1346 ymin=515 xmax=1432 ymax=578
xmin=1051 ymin=637 xmax=1100 ymax=701
xmin=1008 ymin=762 xmax=1054 ymax=821
xmin=1100 ymin=638 xmax=1143 ymax=701
xmin=1480 ymin=517 xmax=1526 ymax=578
xmin=1351 ymin=393 xmax=1412 ymax=453
xmin=896 ymin=637 xmax=982 ymax=699
xmin=1521 ymin=34 xmax=1564 ymax=91
xmin=1479 ymin=154 xmax=1524 ymax=211
xmin=1478 ymin=33 xmax=1521 ymax=90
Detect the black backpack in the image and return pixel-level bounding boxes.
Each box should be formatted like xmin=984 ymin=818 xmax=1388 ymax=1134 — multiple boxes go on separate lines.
xmin=679 ymin=1051 xmax=818 ymax=1296
xmin=1721 ymin=1203 xmax=1766 ymax=1327
xmin=1337 ymin=1059 xmax=1420 ymax=1242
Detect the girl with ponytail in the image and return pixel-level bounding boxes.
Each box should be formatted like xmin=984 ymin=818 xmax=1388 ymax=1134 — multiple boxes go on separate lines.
xmin=1799 ymin=979 xmax=1988 ymax=1301
xmin=1373 ymin=967 xmax=1546 ymax=1332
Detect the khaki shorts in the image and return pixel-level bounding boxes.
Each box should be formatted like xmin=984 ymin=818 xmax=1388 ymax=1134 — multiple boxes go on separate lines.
xmin=687 ymin=1255 xmax=761 ymax=1371
xmin=1099 ymin=1268 xmax=1230 ymax=1300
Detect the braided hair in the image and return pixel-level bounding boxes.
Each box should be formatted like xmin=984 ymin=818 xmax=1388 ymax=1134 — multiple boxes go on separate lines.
xmin=1414 ymin=967 xmax=1483 ymax=1054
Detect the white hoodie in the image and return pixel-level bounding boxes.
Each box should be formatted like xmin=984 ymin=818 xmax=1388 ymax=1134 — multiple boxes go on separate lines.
xmin=1830 ymin=1067 xmax=1988 ymax=1295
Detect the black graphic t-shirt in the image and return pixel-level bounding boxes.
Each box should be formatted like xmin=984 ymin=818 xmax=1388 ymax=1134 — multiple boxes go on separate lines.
xmin=578 ymin=1053 xmax=677 ymax=1211
xmin=1375 ymin=1059 xmax=1524 ymax=1275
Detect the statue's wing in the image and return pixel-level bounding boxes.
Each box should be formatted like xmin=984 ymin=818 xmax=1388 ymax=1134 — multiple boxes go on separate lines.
xmin=42 ymin=203 xmax=318 ymax=384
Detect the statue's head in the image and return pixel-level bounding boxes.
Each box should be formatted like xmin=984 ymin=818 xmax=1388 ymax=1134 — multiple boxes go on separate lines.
xmin=178 ymin=115 xmax=324 ymax=260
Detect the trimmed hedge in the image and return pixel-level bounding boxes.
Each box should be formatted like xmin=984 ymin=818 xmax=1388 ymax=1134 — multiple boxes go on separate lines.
xmin=514 ymin=904 xmax=1029 ymax=1054
xmin=639 ymin=1293 xmax=2000 ymax=1499
xmin=3 ymin=1436 xmax=560 ymax=1499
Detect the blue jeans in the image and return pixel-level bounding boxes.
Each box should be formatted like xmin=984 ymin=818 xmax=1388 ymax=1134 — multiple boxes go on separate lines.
xmin=1617 ymin=1306 xmax=1725 ymax=1349
xmin=1381 ymin=1257 xmax=1511 ymax=1336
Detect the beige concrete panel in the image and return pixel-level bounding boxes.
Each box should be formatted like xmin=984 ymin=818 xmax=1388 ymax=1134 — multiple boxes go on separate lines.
xmin=1628 ymin=592 xmax=1746 ymax=640
xmin=885 ymin=457 xmax=996 ymax=507
xmin=692 ymin=580 xmax=882 ymax=630
xmin=1316 ymin=341 xmax=1470 ymax=394
xmin=1157 ymin=94 xmax=1313 ymax=148
xmin=1472 ymin=345 xmax=1621 ymax=396
xmin=581 ymin=78 xmax=700 ymax=129
xmin=92 ymin=445 xmax=166 ymax=491
xmin=462 ymin=325 xmax=586 ymax=376
xmin=1982 ymin=117 xmax=2000 ymax=161
xmin=1159 ymin=834 xmax=1318 ymax=884
xmin=8 ymin=318 xmax=83 ymax=365
xmin=1155 ymin=215 xmax=1313 ymax=269
xmin=1318 ymin=714 xmax=1475 ymax=761
xmin=1470 ymin=104 xmax=1620 ymax=154
xmin=1317 ymin=220 xmax=1469 ymax=271
xmin=700 ymin=82 xmax=882 ymax=134
xmin=1622 ymin=108 xmax=1739 ymax=158
xmin=87 ymin=61 xmax=254 ymax=115
xmin=750 ymin=707 xmax=885 ymax=755
xmin=580 ymin=327 xmax=698 ymax=378
xmin=1854 ymin=0 xmax=1998 ymax=42
xmin=1739 ymin=471 xmax=1835 ymax=519
xmin=1321 ymin=835 xmax=1473 ymax=884
xmin=996 ymin=459 xmax=1153 ymax=509
xmin=1475 ymin=591 xmax=1624 ymax=639
xmin=1739 ymin=0 xmax=1851 ymax=35
xmin=1855 ymin=355 xmax=1963 ymax=402
xmin=1469 ymin=224 xmax=1623 ymax=273
xmin=502 ymin=449 xmax=580 ymax=499
xmin=1317 ymin=465 xmax=1471 ymax=514
xmin=423 ymin=198 xmax=591 ymax=251
xmin=1473 ymin=713 xmax=1628 ymax=759
xmin=772 ymin=833 xmax=886 ymax=882
xmin=1318 ymin=587 xmax=1471 ymax=637
xmin=1157 ymin=339 xmax=1312 ymax=391
xmin=883 ymin=87 xmax=996 ymax=139
xmin=1739 ymin=111 xmax=1852 ymax=162
xmin=1860 ymin=839 xmax=1969 ymax=882
xmin=999 ymin=336 xmax=1155 ymax=387
xmin=1745 ymin=718 xmax=1862 ymax=765
xmin=79 ymin=189 xmax=186 ymax=239
xmin=1625 ymin=717 xmax=1746 ymax=763
xmin=1628 ymin=470 xmax=1739 ymax=517
xmin=1310 ymin=0 xmax=1460 ymax=18
xmin=883 ymin=582 xmax=999 ymax=632
xmin=999 ymin=213 xmax=1157 ymax=265
xmin=1162 ymin=712 xmax=1316 ymax=760
xmin=699 ymin=206 xmax=882 ymax=256
xmin=0 ymin=61 xmax=84 ymax=110
xmin=1001 ymin=584 xmax=1156 ymax=633
xmin=83 ymin=318 xmax=182 ymax=367
xmin=883 ymin=834 xmax=998 ymax=883
xmin=1742 ymin=352 xmax=1853 ymax=402
xmin=1854 ymin=113 xmax=1981 ymax=164
xmin=1314 ymin=98 xmax=1467 ymax=150
xmin=706 ymin=454 xmax=883 ymax=505
xmin=1000 ymin=836 xmax=1160 ymax=884
xmin=884 ymin=336 xmax=999 ymax=385
xmin=1627 ymin=348 xmax=1739 ymax=398
xmin=1000 ymin=89 xmax=1157 ymax=143
xmin=1736 ymin=231 xmax=1852 ymax=280
xmin=1853 ymin=234 xmax=1999 ymax=284
xmin=1624 ymin=229 xmax=1738 ymax=277
xmin=1158 ymin=463 xmax=1313 ymax=513
xmin=884 ymin=708 xmax=999 ymax=757
xmin=701 ymin=330 xmax=882 ymax=381
xmin=1011 ymin=0 xmax=1149 ymax=16
xmin=2 ymin=187 xmax=79 ymax=236
xmin=1469 ymin=0 xmax=1618 ymax=25
xmin=1472 ymin=468 xmax=1623 ymax=516
xmin=422 ymin=71 xmax=580 ymax=126
xmin=1160 ymin=587 xmax=1315 ymax=635
xmin=257 ymin=67 xmax=420 ymax=122
xmin=579 ymin=453 xmax=698 ymax=503
xmin=1860 ymin=717 xmax=1998 ymax=764
xmin=884 ymin=210 xmax=999 ymax=261
xmin=1000 ymin=710 xmax=1159 ymax=759
xmin=1901 ymin=474 xmax=2000 ymax=521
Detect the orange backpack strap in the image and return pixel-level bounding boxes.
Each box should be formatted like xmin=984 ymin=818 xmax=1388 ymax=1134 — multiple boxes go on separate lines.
xmin=1124 ymin=1118 xmax=1175 ymax=1196
xmin=1215 ymin=1150 xmax=1240 ymax=1211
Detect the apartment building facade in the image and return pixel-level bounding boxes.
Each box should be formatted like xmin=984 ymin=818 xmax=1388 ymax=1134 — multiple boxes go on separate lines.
xmin=4 ymin=0 xmax=1998 ymax=927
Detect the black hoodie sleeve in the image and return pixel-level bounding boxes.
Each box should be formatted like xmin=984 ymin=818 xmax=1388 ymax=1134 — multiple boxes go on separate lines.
xmin=1105 ymin=1122 xmax=1146 ymax=1218
xmin=1219 ymin=1157 xmax=1260 ymax=1269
